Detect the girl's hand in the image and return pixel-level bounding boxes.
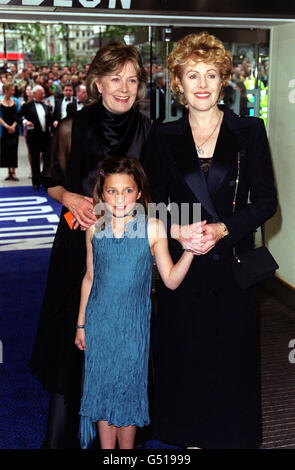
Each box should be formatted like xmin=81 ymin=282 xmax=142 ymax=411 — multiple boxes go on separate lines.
xmin=62 ymin=192 xmax=97 ymax=230
xmin=75 ymin=328 xmax=86 ymax=351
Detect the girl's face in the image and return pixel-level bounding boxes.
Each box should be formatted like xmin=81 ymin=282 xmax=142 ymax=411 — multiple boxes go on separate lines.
xmin=95 ymin=61 xmax=139 ymax=114
xmin=177 ymin=60 xmax=222 ymax=113
xmin=102 ymin=173 xmax=141 ymax=218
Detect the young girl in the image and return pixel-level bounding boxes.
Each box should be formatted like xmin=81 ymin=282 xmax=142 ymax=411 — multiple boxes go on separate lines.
xmin=75 ymin=155 xmax=200 ymax=450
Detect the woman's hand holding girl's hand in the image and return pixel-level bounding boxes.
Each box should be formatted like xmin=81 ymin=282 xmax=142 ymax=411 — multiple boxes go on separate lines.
xmin=171 ymin=220 xmax=207 ymax=254
xmin=75 ymin=328 xmax=86 ymax=351
xmin=171 ymin=221 xmax=225 ymax=255
xmin=62 ymin=192 xmax=97 ymax=230
xmin=192 ymin=223 xmax=226 ymax=255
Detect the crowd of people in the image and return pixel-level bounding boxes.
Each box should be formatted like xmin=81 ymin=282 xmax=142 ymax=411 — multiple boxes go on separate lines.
xmin=225 ymin=56 xmax=269 ymax=120
xmin=0 ymin=61 xmax=90 ymax=183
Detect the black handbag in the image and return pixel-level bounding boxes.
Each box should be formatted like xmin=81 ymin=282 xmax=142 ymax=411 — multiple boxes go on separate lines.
xmin=231 ymin=153 xmax=279 ymax=289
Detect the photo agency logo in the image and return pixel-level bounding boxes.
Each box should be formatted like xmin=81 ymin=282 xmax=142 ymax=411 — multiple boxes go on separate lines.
xmin=93 ymin=201 xmax=202 ymax=238
xmin=288 ymin=339 xmax=295 ymax=364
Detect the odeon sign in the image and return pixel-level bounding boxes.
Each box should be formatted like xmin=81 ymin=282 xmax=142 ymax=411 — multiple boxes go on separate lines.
xmin=0 ymin=0 xmax=295 ymax=16
xmin=0 ymin=0 xmax=132 ymax=7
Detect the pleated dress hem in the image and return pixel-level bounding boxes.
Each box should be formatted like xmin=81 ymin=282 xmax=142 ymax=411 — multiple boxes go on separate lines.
xmin=79 ymin=414 xmax=150 ymax=449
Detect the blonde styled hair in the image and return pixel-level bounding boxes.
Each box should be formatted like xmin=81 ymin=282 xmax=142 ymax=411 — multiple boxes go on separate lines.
xmin=168 ymin=31 xmax=233 ymax=105
xmin=86 ymin=42 xmax=146 ymax=103
xmin=3 ymin=81 xmax=15 ymax=93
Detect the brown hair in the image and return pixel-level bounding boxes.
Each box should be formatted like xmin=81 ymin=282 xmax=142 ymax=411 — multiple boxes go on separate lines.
xmin=93 ymin=155 xmax=151 ymax=215
xmin=168 ymin=31 xmax=233 ymax=105
xmin=86 ymin=42 xmax=146 ymax=103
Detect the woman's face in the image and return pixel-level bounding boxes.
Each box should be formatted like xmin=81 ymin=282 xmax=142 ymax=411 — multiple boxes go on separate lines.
xmin=102 ymin=173 xmax=141 ymax=218
xmin=26 ymin=86 xmax=33 ymax=98
xmin=96 ymin=61 xmax=139 ymax=114
xmin=5 ymin=86 xmax=15 ymax=98
xmin=177 ymin=60 xmax=222 ymax=113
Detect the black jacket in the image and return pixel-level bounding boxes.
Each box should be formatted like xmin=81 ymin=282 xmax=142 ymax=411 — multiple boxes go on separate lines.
xmin=147 ymin=106 xmax=277 ymax=448
xmin=147 ymin=105 xmax=277 ymax=262
xmin=17 ymin=100 xmax=52 ymax=137
xmin=53 ymin=96 xmax=77 ymax=122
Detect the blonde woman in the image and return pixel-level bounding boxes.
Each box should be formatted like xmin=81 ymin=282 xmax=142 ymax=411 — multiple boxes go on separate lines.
xmin=148 ymin=32 xmax=277 ymax=449
xmin=0 ymin=82 xmax=20 ymax=181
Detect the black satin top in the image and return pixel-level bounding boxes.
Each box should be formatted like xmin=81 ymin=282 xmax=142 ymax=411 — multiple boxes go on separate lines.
xmin=42 ymin=101 xmax=151 ymax=197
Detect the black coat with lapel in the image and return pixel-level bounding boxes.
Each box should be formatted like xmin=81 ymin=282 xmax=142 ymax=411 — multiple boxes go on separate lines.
xmin=147 ymin=106 xmax=277 ymax=449
xmin=17 ymin=99 xmax=52 ymax=137
xmin=53 ymin=96 xmax=77 ymax=122
xmin=147 ymin=105 xmax=277 ymax=289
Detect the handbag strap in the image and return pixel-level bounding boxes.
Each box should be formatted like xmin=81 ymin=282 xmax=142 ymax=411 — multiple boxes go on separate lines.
xmin=232 ymin=152 xmax=240 ymax=217
xmin=232 ymin=152 xmax=264 ymax=258
xmin=232 ymin=153 xmax=240 ymax=258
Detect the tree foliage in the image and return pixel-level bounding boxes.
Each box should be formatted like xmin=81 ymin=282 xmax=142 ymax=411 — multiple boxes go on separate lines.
xmin=104 ymin=25 xmax=142 ymax=43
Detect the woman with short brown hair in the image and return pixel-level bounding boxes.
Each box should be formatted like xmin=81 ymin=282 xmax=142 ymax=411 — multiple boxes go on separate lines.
xmin=86 ymin=42 xmax=147 ymax=103
xmin=30 ymin=42 xmax=150 ymax=449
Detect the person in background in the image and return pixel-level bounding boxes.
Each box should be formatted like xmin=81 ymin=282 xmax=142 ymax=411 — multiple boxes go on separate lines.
xmin=53 ymin=72 xmax=69 ymax=99
xmin=16 ymin=68 xmax=34 ymax=99
xmin=150 ymin=72 xmax=166 ymax=123
xmin=17 ymin=84 xmax=53 ymax=189
xmin=53 ymin=83 xmax=75 ymax=127
xmin=0 ymin=82 xmax=20 ymax=181
xmin=22 ymin=84 xmax=34 ymax=178
xmin=66 ymin=84 xmax=88 ymax=118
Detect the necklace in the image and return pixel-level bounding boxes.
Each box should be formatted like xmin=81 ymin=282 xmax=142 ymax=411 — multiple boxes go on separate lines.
xmin=111 ymin=209 xmax=135 ymax=219
xmin=195 ymin=112 xmax=222 ymax=156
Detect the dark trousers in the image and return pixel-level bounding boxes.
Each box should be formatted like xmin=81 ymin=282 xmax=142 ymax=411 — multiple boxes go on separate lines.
xmin=41 ymin=392 xmax=81 ymax=449
xmin=27 ymin=131 xmax=50 ymax=187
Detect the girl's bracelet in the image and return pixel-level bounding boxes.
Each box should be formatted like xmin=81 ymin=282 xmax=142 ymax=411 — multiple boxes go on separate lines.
xmin=76 ymin=325 xmax=85 ymax=329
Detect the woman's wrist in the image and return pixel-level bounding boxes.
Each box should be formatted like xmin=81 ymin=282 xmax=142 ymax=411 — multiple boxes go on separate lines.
xmin=61 ymin=189 xmax=73 ymax=209
xmin=218 ymin=222 xmax=229 ymax=239
xmin=170 ymin=224 xmax=180 ymax=241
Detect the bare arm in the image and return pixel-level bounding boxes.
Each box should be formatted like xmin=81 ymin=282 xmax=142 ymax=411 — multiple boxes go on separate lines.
xmin=148 ymin=218 xmax=195 ymax=290
xmin=75 ymin=225 xmax=95 ymax=350
xmin=45 ymin=118 xmax=96 ymax=230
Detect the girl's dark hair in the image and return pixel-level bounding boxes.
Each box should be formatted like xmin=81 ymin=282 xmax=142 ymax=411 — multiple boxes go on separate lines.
xmin=93 ymin=155 xmax=152 ymax=214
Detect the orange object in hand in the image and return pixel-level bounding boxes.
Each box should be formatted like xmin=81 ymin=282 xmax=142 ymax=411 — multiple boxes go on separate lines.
xmin=64 ymin=211 xmax=75 ymax=230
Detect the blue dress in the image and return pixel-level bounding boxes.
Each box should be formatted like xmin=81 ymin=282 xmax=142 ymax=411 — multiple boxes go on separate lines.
xmin=79 ymin=214 xmax=154 ymax=448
